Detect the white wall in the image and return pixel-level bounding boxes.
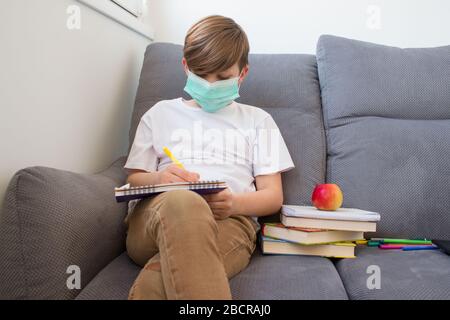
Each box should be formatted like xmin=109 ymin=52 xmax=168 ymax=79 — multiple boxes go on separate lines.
xmin=0 ymin=0 xmax=151 ymax=210
xmin=148 ymin=0 xmax=450 ymax=53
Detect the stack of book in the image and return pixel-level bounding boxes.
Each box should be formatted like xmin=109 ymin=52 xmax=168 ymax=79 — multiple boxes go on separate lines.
xmin=260 ymin=205 xmax=381 ymax=258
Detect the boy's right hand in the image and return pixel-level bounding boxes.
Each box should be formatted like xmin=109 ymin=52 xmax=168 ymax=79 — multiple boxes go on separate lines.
xmin=157 ymin=164 xmax=200 ymax=184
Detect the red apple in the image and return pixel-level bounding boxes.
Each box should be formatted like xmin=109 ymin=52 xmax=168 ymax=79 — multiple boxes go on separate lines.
xmin=311 ymin=183 xmax=343 ymax=211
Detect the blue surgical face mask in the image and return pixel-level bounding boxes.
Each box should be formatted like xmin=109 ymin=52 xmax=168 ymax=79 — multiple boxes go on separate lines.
xmin=183 ymin=70 xmax=240 ymax=113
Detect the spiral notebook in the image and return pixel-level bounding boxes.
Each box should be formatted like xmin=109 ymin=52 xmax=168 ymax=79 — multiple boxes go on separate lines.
xmin=114 ymin=180 xmax=227 ymax=203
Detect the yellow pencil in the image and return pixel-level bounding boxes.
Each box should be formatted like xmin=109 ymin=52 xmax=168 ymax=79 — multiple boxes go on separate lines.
xmin=163 ymin=147 xmax=185 ymax=169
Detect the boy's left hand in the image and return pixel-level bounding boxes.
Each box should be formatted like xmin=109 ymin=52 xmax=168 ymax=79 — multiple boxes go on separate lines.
xmin=202 ymin=188 xmax=237 ymax=220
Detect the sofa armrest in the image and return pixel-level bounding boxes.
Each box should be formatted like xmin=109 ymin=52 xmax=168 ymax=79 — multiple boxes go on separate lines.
xmin=0 ymin=156 xmax=129 ymax=300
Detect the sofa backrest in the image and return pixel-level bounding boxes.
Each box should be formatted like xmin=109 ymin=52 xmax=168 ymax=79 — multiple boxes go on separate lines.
xmin=129 ymin=43 xmax=327 ymax=218
xmin=317 ymin=35 xmax=450 ymax=239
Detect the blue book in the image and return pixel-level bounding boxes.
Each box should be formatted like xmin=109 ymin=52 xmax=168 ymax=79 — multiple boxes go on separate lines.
xmin=114 ymin=181 xmax=227 ymax=202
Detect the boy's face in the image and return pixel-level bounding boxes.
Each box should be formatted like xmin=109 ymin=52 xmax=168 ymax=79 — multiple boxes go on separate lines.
xmin=182 ymin=57 xmax=249 ymax=86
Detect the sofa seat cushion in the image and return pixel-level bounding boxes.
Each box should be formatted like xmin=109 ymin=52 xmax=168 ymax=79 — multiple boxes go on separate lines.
xmin=335 ymin=246 xmax=450 ymax=300
xmin=76 ymin=253 xmax=140 ymax=300
xmin=77 ymin=249 xmax=348 ymax=300
xmin=231 ymin=248 xmax=348 ymax=300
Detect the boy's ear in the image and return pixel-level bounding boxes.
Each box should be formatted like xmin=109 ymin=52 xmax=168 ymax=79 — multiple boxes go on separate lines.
xmin=181 ymin=57 xmax=189 ymax=76
xmin=238 ymin=64 xmax=249 ymax=85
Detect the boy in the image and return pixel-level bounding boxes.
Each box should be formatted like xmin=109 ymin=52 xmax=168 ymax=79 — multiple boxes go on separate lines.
xmin=124 ymin=15 xmax=294 ymax=300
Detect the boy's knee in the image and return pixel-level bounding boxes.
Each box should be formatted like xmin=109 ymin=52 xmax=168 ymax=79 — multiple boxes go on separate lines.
xmin=159 ymin=190 xmax=212 ymax=222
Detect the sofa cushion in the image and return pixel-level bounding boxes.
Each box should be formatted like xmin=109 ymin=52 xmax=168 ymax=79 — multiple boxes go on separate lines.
xmin=0 ymin=157 xmax=128 ymax=300
xmin=316 ymin=35 xmax=450 ymax=239
xmin=76 ymin=253 xmax=140 ymax=300
xmin=335 ymin=246 xmax=450 ymax=300
xmin=77 ymin=249 xmax=348 ymax=300
xmin=231 ymin=248 xmax=348 ymax=300
xmin=129 ymin=43 xmax=327 ymax=217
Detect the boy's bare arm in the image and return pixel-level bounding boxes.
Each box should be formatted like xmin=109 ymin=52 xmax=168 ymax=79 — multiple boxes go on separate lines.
xmin=126 ymin=166 xmax=200 ymax=187
xmin=126 ymin=169 xmax=161 ymax=187
xmin=233 ymin=173 xmax=283 ymax=217
xmin=203 ymin=173 xmax=283 ymax=220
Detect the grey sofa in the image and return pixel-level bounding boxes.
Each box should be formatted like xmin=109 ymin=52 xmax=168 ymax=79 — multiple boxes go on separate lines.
xmin=1 ymin=35 xmax=449 ymax=300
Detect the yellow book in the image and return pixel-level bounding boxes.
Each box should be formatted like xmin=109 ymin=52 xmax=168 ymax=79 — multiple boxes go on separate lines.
xmin=261 ymin=235 xmax=356 ymax=258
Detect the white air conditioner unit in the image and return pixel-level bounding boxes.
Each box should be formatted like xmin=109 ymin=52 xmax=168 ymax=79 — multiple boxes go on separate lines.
xmin=111 ymin=0 xmax=143 ymax=17
xmin=77 ymin=0 xmax=153 ymax=40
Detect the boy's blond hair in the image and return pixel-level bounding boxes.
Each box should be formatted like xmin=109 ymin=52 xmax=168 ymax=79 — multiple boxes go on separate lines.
xmin=183 ymin=15 xmax=249 ymax=77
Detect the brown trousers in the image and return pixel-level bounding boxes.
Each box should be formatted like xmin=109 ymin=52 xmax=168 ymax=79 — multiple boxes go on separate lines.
xmin=125 ymin=189 xmax=259 ymax=300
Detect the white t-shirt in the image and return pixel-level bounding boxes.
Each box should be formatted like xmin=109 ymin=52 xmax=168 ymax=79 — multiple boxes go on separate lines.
xmin=124 ymin=97 xmax=295 ymax=231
